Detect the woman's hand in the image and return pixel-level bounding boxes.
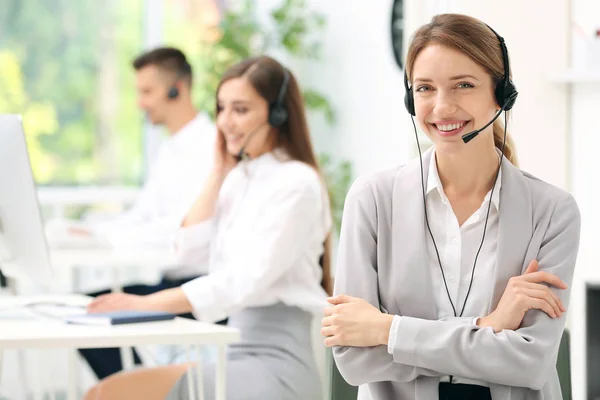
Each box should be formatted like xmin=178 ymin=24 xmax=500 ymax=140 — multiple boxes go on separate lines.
xmin=321 ymin=295 xmax=394 ymax=348
xmin=181 ymin=132 xmax=235 ymax=227
xmin=68 ymin=227 xmax=92 ymax=237
xmin=213 ymin=131 xmax=237 ymax=178
xmin=478 ymin=259 xmax=568 ymax=333
xmin=87 ymin=288 xmax=192 ymax=315
xmin=87 ymin=293 xmax=151 ymax=313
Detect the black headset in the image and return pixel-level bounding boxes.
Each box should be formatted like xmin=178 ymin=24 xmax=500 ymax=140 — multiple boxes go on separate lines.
xmin=404 ymin=24 xmax=518 ymax=116
xmin=167 ymin=84 xmax=180 ymax=100
xmin=167 ymin=61 xmax=192 ymax=100
xmin=268 ymin=68 xmax=290 ymax=128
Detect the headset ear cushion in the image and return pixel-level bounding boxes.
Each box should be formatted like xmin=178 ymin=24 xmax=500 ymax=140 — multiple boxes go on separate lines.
xmin=494 ymin=84 xmax=505 ymax=109
xmin=502 ymin=81 xmax=518 ymax=111
xmin=494 ymin=80 xmax=518 ymax=111
xmin=269 ymin=105 xmax=288 ymax=127
xmin=168 ymin=87 xmax=179 ymax=99
xmin=404 ymin=88 xmax=416 ymax=116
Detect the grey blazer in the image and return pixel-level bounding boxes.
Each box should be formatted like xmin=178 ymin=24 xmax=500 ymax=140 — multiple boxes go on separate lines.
xmin=332 ymin=149 xmax=581 ymax=400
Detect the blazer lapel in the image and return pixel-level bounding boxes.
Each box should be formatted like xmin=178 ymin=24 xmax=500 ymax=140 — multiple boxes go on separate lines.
xmin=489 ymin=158 xmax=534 ymax=310
xmin=388 ymin=149 xmax=437 ymax=320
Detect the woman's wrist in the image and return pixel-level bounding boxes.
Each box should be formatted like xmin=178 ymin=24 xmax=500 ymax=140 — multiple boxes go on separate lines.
xmin=477 ymin=314 xmax=500 ymax=333
xmin=147 ymin=288 xmax=193 ymax=315
xmin=209 ymin=168 xmax=228 ymax=183
xmin=181 ymin=170 xmax=226 ymax=227
xmin=378 ymin=314 xmax=395 ymax=346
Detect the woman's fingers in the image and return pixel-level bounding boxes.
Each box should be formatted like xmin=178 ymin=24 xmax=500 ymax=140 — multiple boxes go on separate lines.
xmin=522 ymin=281 xmax=566 ymax=312
xmin=522 ymin=288 xmax=562 ymax=317
xmin=326 ymin=294 xmax=355 ymax=305
xmin=320 ymin=326 xmax=335 ymax=337
xmin=521 ymin=271 xmax=567 ymax=289
xmin=528 ymin=297 xmax=558 ymax=318
xmin=88 ymin=295 xmax=110 ymax=310
xmin=324 ymin=335 xmax=339 ymax=347
xmin=524 ymin=259 xmax=539 ymax=274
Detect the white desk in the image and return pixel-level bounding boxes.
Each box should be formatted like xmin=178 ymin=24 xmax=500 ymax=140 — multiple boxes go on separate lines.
xmin=50 ymin=246 xmax=179 ymax=292
xmin=50 ymin=247 xmax=177 ymax=270
xmin=37 ymin=186 xmax=140 ymax=219
xmin=49 ymin=244 xmax=192 ymax=372
xmin=0 ymin=295 xmax=240 ymax=400
xmin=37 ymin=186 xmax=140 ymax=205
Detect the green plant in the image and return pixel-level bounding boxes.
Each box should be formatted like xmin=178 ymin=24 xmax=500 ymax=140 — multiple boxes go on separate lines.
xmin=196 ymin=0 xmax=353 ymax=234
xmin=195 ymin=0 xmax=333 ymax=122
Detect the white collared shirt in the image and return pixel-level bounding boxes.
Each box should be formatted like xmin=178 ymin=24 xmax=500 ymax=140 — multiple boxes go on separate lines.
xmin=175 ymin=149 xmax=331 ymax=322
xmin=388 ymin=148 xmax=502 ymax=387
xmin=94 ymin=113 xmax=215 ymax=276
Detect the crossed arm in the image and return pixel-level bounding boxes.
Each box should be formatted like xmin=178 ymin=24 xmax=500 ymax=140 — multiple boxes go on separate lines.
xmin=323 ymin=181 xmax=580 ymax=389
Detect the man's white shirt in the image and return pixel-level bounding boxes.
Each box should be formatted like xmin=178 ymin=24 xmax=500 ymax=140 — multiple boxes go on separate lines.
xmin=93 ymin=113 xmax=215 ymax=277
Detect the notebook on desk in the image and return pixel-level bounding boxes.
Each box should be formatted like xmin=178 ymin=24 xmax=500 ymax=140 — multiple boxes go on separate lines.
xmin=64 ymin=310 xmax=176 ymax=325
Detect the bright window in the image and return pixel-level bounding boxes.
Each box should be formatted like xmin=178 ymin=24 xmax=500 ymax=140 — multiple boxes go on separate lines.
xmin=0 ymin=0 xmax=145 ymax=185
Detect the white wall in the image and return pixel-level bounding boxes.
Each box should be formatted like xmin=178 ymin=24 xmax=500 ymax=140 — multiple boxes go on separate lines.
xmin=567 ymin=1 xmax=600 ymax=398
xmin=257 ymin=0 xmax=412 ymax=179
xmin=289 ymin=1 xmax=570 ymax=189
xmin=300 ymin=0 xmax=412 ymax=177
xmin=570 ymin=0 xmax=600 ymax=270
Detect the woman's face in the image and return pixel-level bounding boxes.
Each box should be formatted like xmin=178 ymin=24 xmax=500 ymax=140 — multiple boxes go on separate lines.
xmin=411 ymin=44 xmax=498 ymax=153
xmin=216 ymin=77 xmax=272 ymax=158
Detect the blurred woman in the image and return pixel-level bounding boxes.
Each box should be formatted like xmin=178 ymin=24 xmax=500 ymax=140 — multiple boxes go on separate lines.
xmin=84 ymin=55 xmax=332 ymax=400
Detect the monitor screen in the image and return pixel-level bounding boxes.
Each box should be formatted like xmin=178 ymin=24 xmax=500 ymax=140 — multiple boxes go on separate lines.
xmin=0 ymin=114 xmax=53 ymax=287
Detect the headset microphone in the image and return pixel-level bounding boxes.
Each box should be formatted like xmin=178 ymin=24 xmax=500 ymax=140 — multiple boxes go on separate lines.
xmin=461 ymin=107 xmax=504 ymax=144
xmin=461 ymin=87 xmax=518 ymax=144
xmin=236 ymin=121 xmax=268 ymax=159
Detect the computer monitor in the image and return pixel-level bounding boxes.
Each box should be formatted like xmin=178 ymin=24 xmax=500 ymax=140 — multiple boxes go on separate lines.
xmin=0 ymin=114 xmax=53 ymax=287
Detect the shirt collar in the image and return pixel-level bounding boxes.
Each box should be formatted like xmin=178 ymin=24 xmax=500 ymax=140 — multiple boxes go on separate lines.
xmin=426 ymin=148 xmax=502 ymax=210
xmin=237 ymin=147 xmax=291 ymax=175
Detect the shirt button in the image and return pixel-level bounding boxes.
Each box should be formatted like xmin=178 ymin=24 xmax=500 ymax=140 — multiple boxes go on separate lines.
xmin=448 ymin=276 xmax=457 ymax=283
xmin=452 ymin=237 xmax=459 ymax=244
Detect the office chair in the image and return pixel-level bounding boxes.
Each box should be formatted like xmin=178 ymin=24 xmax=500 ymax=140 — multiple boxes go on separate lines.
xmin=557 ymin=328 xmax=572 ymax=400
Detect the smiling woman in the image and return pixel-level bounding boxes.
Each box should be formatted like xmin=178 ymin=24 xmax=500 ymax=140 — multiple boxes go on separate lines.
xmin=215 ymin=75 xmax=274 ymax=159
xmin=324 ymin=13 xmax=580 ymax=400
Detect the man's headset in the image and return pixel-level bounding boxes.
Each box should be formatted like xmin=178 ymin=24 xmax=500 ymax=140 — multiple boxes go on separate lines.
xmin=167 ymin=61 xmax=193 ymax=100
xmin=403 ymin=24 xmax=518 ymax=144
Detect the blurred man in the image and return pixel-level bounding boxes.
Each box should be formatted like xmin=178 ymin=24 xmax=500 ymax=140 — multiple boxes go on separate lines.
xmin=76 ymin=47 xmax=216 ymax=379
xmin=74 ymin=47 xmax=214 ymax=251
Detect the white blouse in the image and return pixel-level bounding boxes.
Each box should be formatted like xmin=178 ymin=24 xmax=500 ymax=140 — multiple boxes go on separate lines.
xmin=174 ymin=149 xmax=331 ymax=323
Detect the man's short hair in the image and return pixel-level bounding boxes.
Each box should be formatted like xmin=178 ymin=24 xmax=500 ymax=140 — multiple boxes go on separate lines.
xmin=133 ymin=47 xmax=193 ymax=86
